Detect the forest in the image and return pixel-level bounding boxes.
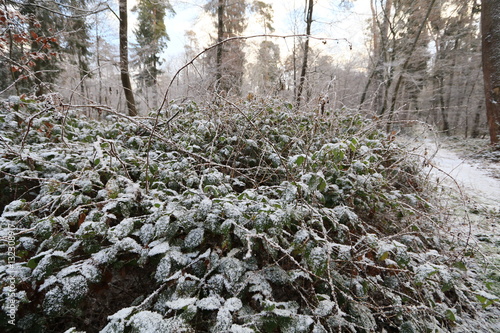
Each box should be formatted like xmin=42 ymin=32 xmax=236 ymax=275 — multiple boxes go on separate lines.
xmin=0 ymin=0 xmax=499 ymax=332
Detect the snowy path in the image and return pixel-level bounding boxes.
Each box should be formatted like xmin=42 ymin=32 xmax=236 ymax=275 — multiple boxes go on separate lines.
xmin=424 ymin=143 xmax=500 ymax=209
xmin=405 ymin=137 xmax=500 ymax=252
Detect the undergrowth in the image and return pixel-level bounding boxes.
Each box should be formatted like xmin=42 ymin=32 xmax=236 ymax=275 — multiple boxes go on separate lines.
xmin=0 ymin=95 xmax=498 ymax=332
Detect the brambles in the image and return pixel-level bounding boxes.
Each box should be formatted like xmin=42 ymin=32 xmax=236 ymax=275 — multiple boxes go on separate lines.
xmin=0 ymin=97 xmax=497 ymax=332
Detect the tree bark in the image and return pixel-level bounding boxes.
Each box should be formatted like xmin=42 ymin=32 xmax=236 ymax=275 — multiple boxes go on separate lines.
xmin=481 ymin=0 xmax=500 ymax=146
xmin=215 ymin=0 xmax=224 ymax=92
xmin=119 ymin=0 xmax=137 ymax=116
xmin=296 ymin=0 xmax=314 ymax=108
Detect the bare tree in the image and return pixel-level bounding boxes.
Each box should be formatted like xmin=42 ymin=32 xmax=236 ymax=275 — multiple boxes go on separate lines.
xmin=119 ymin=0 xmax=137 ymax=116
xmin=481 ymin=0 xmax=500 ymax=146
xmin=296 ymin=0 xmax=314 ymax=108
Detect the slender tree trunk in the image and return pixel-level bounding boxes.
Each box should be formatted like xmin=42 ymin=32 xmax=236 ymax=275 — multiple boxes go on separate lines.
xmin=481 ymin=0 xmax=500 ymax=147
xmin=119 ymin=0 xmax=137 ymax=116
xmin=296 ymin=0 xmax=313 ymax=108
xmin=437 ymin=76 xmax=450 ymax=134
xmin=471 ymin=103 xmax=483 ymax=138
xmin=215 ymin=0 xmax=224 ymax=93
xmin=384 ymin=0 xmax=436 ymax=131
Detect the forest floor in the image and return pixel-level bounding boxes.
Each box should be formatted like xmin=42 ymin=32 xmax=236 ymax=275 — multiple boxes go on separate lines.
xmin=404 ymin=133 xmax=500 ymax=307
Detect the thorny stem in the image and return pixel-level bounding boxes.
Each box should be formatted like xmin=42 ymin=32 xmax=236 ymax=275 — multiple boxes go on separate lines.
xmin=143 ymin=33 xmax=351 ymax=193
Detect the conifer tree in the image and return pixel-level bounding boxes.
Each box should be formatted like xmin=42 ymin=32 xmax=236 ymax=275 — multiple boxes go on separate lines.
xmin=132 ymin=0 xmax=174 ymax=102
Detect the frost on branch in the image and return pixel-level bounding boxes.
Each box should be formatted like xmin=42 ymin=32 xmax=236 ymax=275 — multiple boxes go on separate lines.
xmin=0 ymin=98 xmax=497 ymax=332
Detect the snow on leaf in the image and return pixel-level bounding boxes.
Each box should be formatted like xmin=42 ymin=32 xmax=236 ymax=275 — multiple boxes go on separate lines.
xmin=183 ymin=227 xmax=204 ymax=249
xmin=39 ymin=275 xmax=57 ymax=292
xmin=283 ymin=315 xmax=314 ymax=333
xmin=92 ymin=247 xmax=118 ymax=265
xmin=42 ymin=286 xmax=64 ymax=315
xmin=414 ymin=263 xmax=441 ymax=285
xmin=197 ymin=197 xmax=212 ymax=220
xmin=127 ymin=311 xmax=169 ymax=332
xmin=61 ymin=274 xmax=88 ymax=301
xmin=63 ymin=328 xmax=86 ymax=333
xmin=107 ymin=306 xmax=136 ymax=321
xmin=148 ymin=241 xmax=170 ymax=257
xmin=196 ymin=295 xmax=223 ymax=310
xmin=165 ymin=297 xmax=197 ymax=310
xmin=230 ymin=324 xmax=254 ymax=333
xmin=139 ymin=223 xmax=154 ymax=245
xmin=314 ymin=299 xmax=336 ymax=317
xmin=108 ymin=218 xmax=135 ymax=241
xmin=212 ymin=308 xmax=232 ymax=332
xmin=288 ymin=154 xmax=306 ymax=167
xmin=223 ymin=297 xmax=243 ymax=312
xmin=116 ymin=237 xmax=142 ymax=253
xmin=263 ymin=266 xmax=289 ymax=285
xmin=155 ymin=255 xmax=172 ymax=282
xmin=32 ymin=250 xmax=68 ymax=280
xmin=76 ymin=221 xmax=108 ymax=238
xmin=219 ymin=257 xmax=246 ymax=286
xmin=248 ymin=271 xmax=273 ymax=297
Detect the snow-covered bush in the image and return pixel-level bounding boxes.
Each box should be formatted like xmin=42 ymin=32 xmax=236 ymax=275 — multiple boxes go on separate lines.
xmin=0 ymin=96 xmax=497 ymax=332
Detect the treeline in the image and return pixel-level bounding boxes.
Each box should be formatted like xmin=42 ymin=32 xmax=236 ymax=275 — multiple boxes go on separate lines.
xmin=0 ymin=0 xmax=498 ymax=142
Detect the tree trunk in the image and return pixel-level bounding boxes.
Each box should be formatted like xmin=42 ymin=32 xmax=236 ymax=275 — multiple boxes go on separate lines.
xmin=119 ymin=0 xmax=137 ymax=116
xmin=481 ymin=0 xmax=500 ymax=147
xmin=296 ymin=0 xmax=313 ymax=108
xmin=215 ymin=0 xmax=224 ymax=93
xmin=384 ymin=0 xmax=436 ymax=131
xmin=437 ymin=76 xmax=450 ymax=134
xmin=359 ymin=0 xmax=392 ymax=113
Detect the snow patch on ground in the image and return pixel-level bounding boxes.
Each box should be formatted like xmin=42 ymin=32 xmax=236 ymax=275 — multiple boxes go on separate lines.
xmin=422 ymin=140 xmax=500 ymax=208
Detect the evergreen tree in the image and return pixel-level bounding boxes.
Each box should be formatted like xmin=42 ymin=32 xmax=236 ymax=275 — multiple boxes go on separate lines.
xmin=132 ymin=0 xmax=173 ymax=96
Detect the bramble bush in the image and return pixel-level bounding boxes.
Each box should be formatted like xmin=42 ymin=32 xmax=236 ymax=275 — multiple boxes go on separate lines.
xmin=0 ymin=95 xmax=498 ymax=332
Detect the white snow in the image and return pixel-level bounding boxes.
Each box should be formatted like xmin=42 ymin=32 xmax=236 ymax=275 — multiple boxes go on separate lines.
xmin=423 ymin=142 xmax=500 ymax=208
xmin=223 ymin=297 xmax=243 ymax=312
xmin=148 ymin=241 xmax=170 ymax=256
xmin=196 ymin=295 xmax=223 ymax=310
xmin=165 ymin=297 xmax=197 ymax=310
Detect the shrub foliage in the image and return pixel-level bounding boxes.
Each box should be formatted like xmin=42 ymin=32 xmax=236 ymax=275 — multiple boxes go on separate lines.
xmin=0 ymin=96 xmax=497 ymax=332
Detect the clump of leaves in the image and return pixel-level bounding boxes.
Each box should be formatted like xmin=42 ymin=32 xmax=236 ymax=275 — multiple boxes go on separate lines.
xmin=0 ymin=96 xmax=497 ymax=332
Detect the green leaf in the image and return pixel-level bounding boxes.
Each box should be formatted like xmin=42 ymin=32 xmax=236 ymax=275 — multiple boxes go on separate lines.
xmin=441 ymin=282 xmax=453 ymax=293
xmin=475 ymin=293 xmax=499 ymax=308
xmin=445 ymin=309 xmax=456 ymax=322
xmin=379 ymin=251 xmax=390 ymax=261
xmin=317 ymin=178 xmax=327 ymax=192
xmin=295 ymin=155 xmax=305 ymax=166
xmin=348 ymin=138 xmax=358 ymax=152
xmin=27 ymin=258 xmax=38 ymax=269
xmin=452 ymin=261 xmax=467 ymax=271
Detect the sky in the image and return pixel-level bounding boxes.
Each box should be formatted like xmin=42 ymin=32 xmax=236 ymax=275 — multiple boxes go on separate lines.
xmin=126 ymin=0 xmax=373 ymax=67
